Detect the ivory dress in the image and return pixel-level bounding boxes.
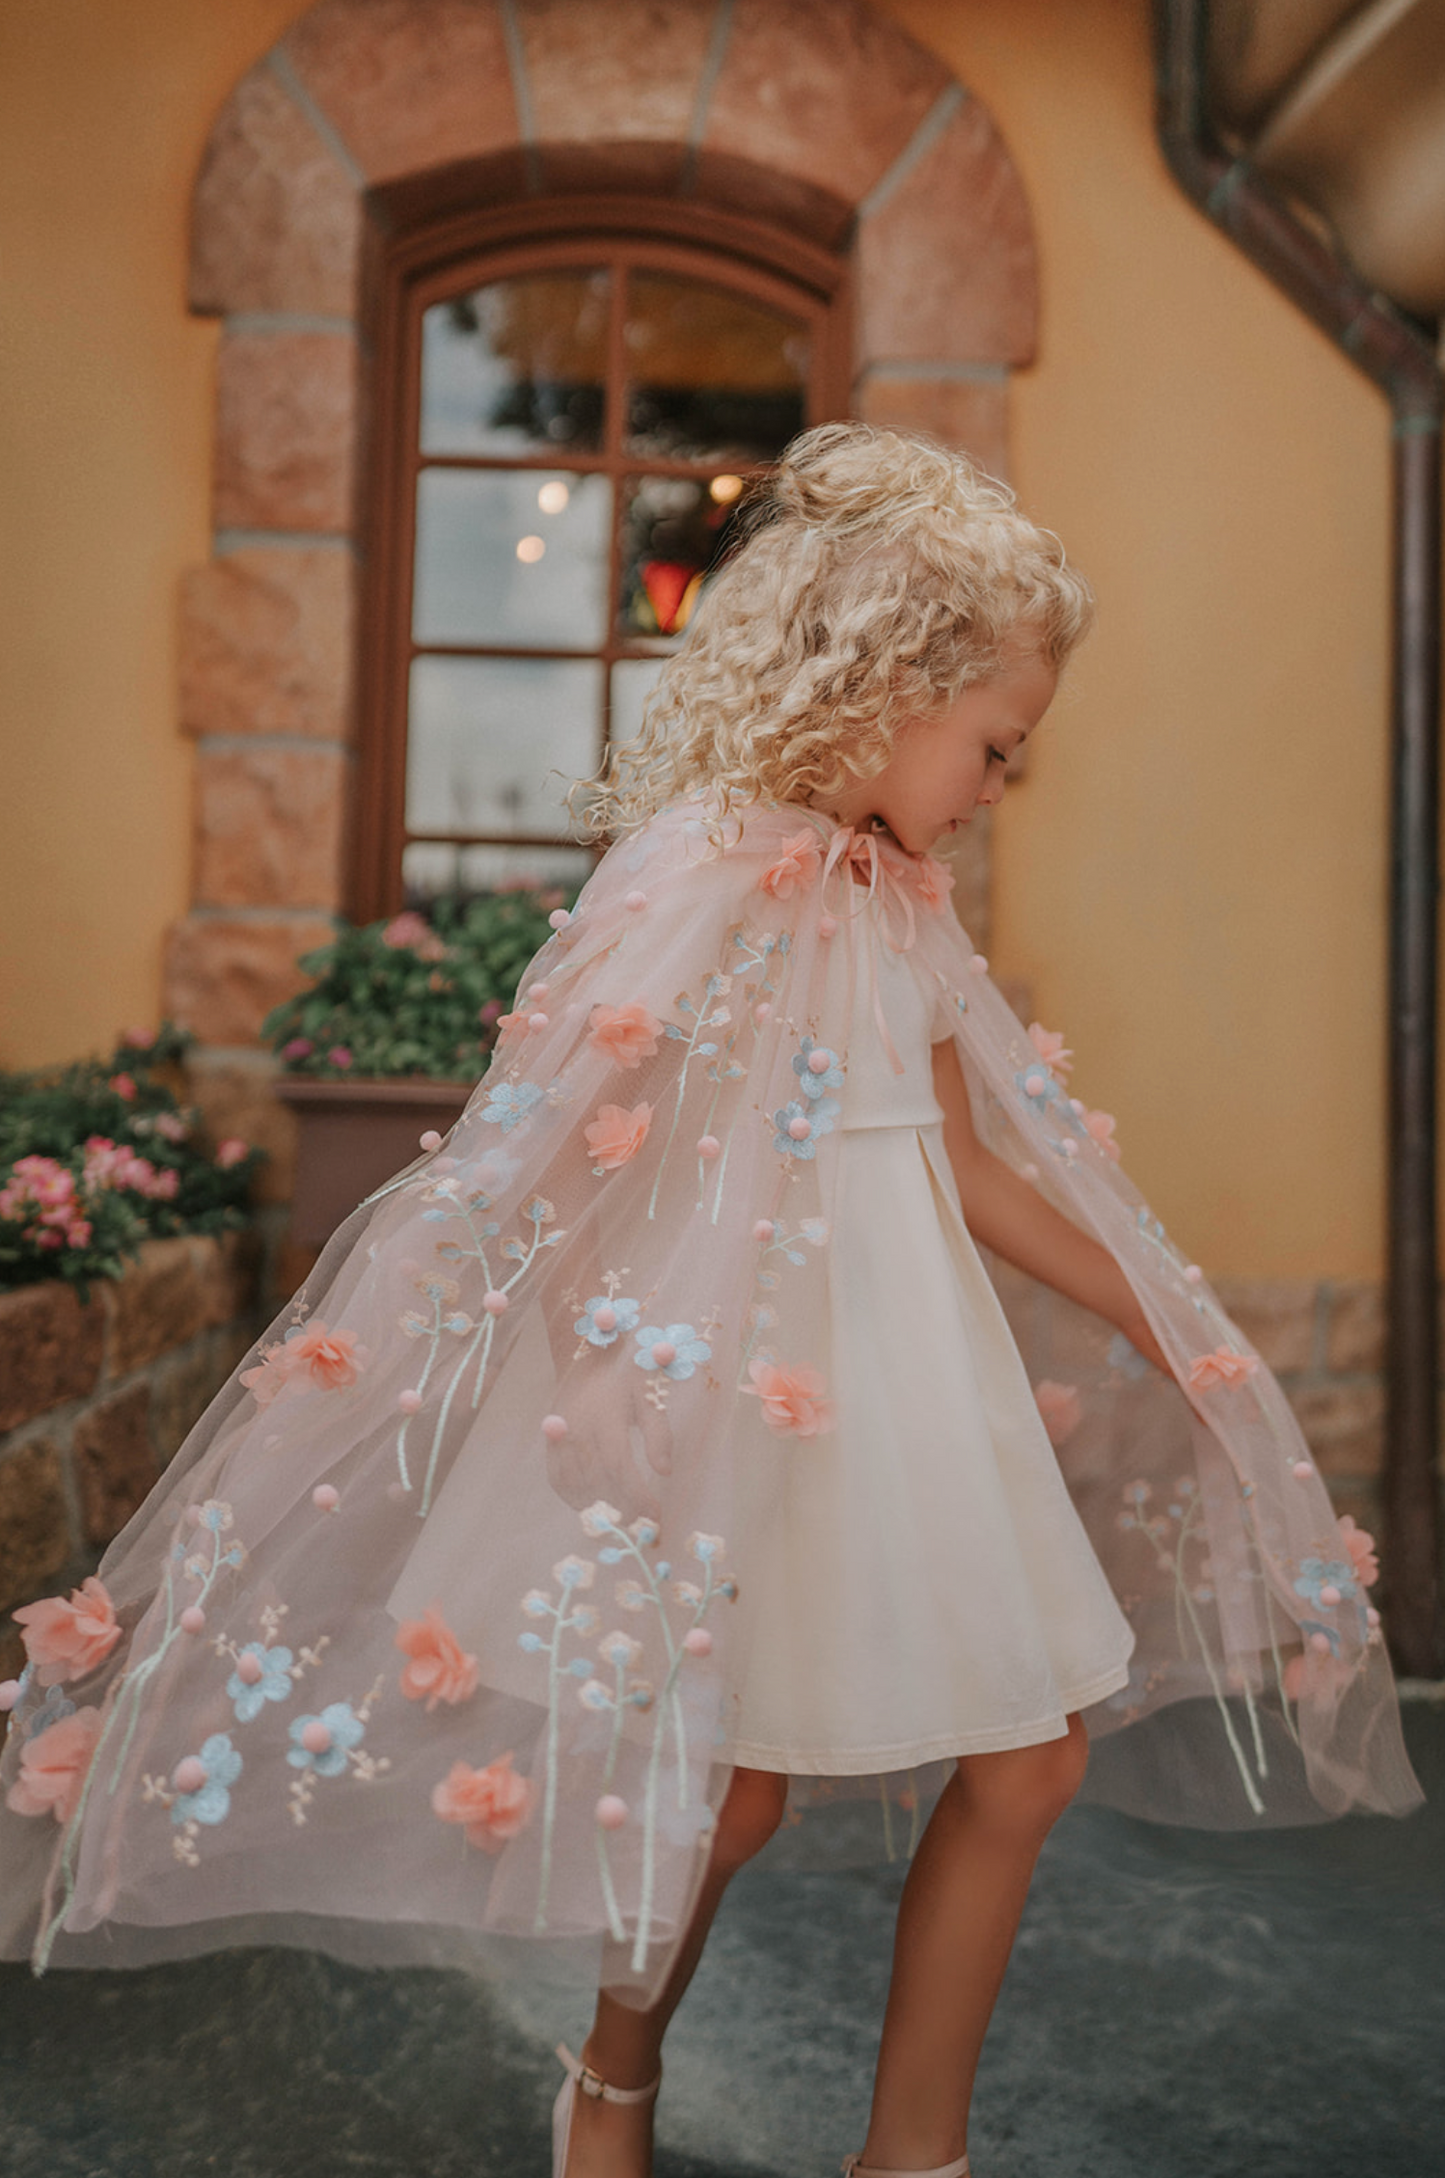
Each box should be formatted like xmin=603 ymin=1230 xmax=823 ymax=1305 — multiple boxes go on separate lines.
xmin=733 ymin=894 xmax=1136 ymax=1772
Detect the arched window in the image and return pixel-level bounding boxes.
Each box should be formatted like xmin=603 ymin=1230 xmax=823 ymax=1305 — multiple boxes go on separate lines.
xmin=352 ymin=201 xmax=851 ymax=918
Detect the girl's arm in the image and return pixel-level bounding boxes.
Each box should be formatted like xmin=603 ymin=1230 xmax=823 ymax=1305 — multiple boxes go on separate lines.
xmin=931 ymin=1039 xmax=1170 ymax=1373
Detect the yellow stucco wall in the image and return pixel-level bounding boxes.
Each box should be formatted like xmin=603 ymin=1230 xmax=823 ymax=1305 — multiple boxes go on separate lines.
xmin=0 ymin=0 xmax=1410 ymax=1280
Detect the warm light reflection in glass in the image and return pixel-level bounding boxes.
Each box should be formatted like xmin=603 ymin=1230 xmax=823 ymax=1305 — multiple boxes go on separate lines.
xmin=537 ymin=479 xmax=570 ymax=514
xmin=709 ymin=473 xmax=744 ymax=504
xmin=515 ymin=534 xmax=546 ymax=564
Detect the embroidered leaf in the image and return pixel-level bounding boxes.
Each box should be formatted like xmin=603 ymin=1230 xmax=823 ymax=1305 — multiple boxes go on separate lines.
xmin=663 ymin=1022 xmax=685 ymax=1039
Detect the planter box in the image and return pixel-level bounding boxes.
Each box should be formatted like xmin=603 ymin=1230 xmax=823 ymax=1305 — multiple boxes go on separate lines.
xmin=274 ymin=1075 xmax=474 ymax=1248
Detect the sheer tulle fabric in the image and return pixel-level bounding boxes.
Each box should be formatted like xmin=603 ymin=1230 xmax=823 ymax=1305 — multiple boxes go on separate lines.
xmin=0 ymin=800 xmax=1421 ymax=2004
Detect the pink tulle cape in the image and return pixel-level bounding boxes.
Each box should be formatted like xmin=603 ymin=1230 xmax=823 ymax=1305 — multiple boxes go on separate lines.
xmin=0 ymin=799 xmax=1421 ymax=2002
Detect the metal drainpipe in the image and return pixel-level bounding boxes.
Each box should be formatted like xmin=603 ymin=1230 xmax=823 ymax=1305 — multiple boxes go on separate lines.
xmin=1154 ymin=0 xmax=1443 ymax=1676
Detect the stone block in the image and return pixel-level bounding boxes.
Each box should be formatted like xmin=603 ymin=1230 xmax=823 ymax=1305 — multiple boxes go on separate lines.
xmin=520 ymin=0 xmax=712 ymax=145
xmin=1211 ymin=1277 xmax=1319 ymax=1374
xmin=163 ymin=915 xmax=335 ymax=1048
xmin=0 ymin=1442 xmax=73 ymax=1617
xmin=703 ymin=0 xmax=949 ymax=214
xmin=1325 ymin=1279 xmax=1385 ymax=1374
xmin=196 ymin=1229 xmax=264 ymax=1331
xmin=185 ymin=1054 xmax=298 ymax=1206
xmin=0 ymin=1282 xmax=105 ymax=1434
xmin=285 ymin=0 xmax=519 ymax=184
xmin=107 ymin=1239 xmax=210 ymax=1378
xmin=194 ymin=743 xmax=347 ymax=912
xmin=856 ymin=97 xmax=1036 ymax=369
xmin=179 ymin=547 xmax=355 ymax=742
xmin=190 ymin=63 xmax=362 ymax=316
xmin=149 ymin=1337 xmax=230 ymax=1463
xmin=74 ymin=1384 xmax=160 ymax=1549
xmin=1286 ymin=1380 xmax=1385 ymax=1478
xmin=214 ymin=330 xmax=358 ymax=534
xmin=856 ymin=375 xmax=1011 ymax=484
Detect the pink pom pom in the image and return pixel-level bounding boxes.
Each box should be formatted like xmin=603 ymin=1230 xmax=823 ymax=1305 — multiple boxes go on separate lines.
xmin=819 ymin=914 xmax=838 ymax=938
xmin=1366 ymin=1606 xmax=1381 ymax=1628
xmin=398 ymin=1389 xmax=423 ymax=1414
xmin=530 ymin=982 xmax=549 ymax=1001
xmin=483 ymin=1290 xmax=509 ymax=1315
xmin=752 ymin=1220 xmax=775 ymax=1243
xmin=541 ymin=1413 xmax=569 ymax=1442
xmin=968 ymin=953 xmax=988 ymax=976
xmin=697 ymin=1134 xmax=721 ymax=1159
xmin=625 ymin=890 xmax=648 ymax=911
xmin=807 ymin=1050 xmax=831 ymax=1074
xmin=548 ymin=908 xmax=571 ymax=930
xmin=179 ymin=1606 xmax=206 ymax=1635
xmin=419 ymin=1130 xmax=442 ymax=1152
xmin=186 ymin=1505 xmax=204 ymax=1527
xmin=1061 ymin=1139 xmax=1078 ymax=1158
xmin=1183 ymin=1264 xmax=1204 ymax=1285
xmin=651 ymin=1341 xmax=677 ymax=1367
xmin=753 ymin=1002 xmax=772 ymax=1023
xmin=1309 ymin=1631 xmax=1332 ymax=1654
xmin=172 ymin=1756 xmax=208 ymax=1795
xmin=787 ymin=1114 xmax=811 ymax=1141
xmin=683 ymin=1627 xmax=713 ymax=1657
xmin=1023 ymin=1073 xmax=1046 ymax=1097
xmin=432 ymin=1155 xmax=457 ymax=1174
xmin=528 ymin=1012 xmax=549 ymax=1031
xmin=312 ymin=1483 xmax=340 ymax=1512
xmin=1292 ymin=1459 xmax=1314 ymax=1480
xmin=236 ymin=1651 xmax=265 ymax=1685
xmin=300 ymin=1720 xmax=332 ymax=1754
xmin=0 ymin=1680 xmax=20 ymax=1713
xmin=1320 ymin=1584 xmax=1342 ymax=1607
xmin=592 ymin=1304 xmax=617 ymax=1332
xmin=596 ymin=1794 xmax=629 ymax=1830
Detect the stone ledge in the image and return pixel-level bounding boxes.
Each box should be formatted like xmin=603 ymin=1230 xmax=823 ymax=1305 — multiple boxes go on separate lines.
xmin=0 ymin=1282 xmax=105 ymax=1436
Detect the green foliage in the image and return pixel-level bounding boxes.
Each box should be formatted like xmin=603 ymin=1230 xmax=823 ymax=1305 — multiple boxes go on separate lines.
xmin=260 ymin=888 xmax=577 ymax=1081
xmin=0 ymin=1023 xmax=264 ymax=1297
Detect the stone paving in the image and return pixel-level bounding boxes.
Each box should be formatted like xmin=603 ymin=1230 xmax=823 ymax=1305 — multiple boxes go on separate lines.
xmin=1 ymin=1704 xmax=1439 ymax=2178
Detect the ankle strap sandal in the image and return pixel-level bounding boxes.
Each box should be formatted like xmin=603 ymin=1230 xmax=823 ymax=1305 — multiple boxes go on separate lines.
xmin=552 ymin=2042 xmax=661 ymax=2178
xmin=841 ymin=2156 xmax=971 ymax=2177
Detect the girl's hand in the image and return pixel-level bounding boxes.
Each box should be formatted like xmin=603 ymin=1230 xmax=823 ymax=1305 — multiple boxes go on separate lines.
xmin=544 ymin=1363 xmax=675 ymax=1523
xmin=1119 ymin=1308 xmax=1171 ymax=1378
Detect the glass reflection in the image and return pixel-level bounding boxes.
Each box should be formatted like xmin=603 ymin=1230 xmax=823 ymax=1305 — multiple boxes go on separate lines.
xmin=609 ymin=656 xmax=669 ymax=748
xmin=402 ymin=839 xmax=594 ymax=906
xmin=421 ymin=272 xmax=609 ymax=455
xmin=624 ymin=273 xmax=808 ymax=463
xmin=616 ymin=473 xmax=757 ymax=641
xmin=405 ymin=656 xmax=602 ymax=838
xmin=413 ymin=469 xmax=611 ymax=648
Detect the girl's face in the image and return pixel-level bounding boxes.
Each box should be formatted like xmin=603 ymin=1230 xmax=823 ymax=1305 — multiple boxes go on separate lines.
xmin=820 ymin=638 xmax=1059 ymax=857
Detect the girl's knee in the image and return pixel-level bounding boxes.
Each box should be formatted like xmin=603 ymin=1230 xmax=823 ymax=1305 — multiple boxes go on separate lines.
xmin=959 ymin=1714 xmax=1089 ymax=1838
xmin=711 ymin=1767 xmax=788 ymax=1873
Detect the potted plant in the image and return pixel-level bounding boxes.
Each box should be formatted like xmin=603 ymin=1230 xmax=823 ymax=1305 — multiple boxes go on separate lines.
xmin=262 ymin=884 xmax=577 ymax=1248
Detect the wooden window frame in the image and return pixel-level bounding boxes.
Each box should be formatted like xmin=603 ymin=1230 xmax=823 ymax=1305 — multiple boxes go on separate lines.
xmin=351 ymin=194 xmax=853 ymax=921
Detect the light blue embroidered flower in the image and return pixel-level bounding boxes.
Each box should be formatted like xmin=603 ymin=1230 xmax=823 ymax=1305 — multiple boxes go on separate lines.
xmin=574 ymin=1295 xmax=642 ymax=1347
xmin=286 ymin=1702 xmax=364 ymax=1778
xmin=792 ymin=1038 xmax=844 ymax=1099
xmin=633 ymin=1323 xmax=711 ymax=1379
xmin=772 ymin=1097 xmax=840 ymax=1160
xmin=23 ymin=1684 xmax=74 ymax=1741
xmin=1107 ymin=1331 xmax=1153 ymax=1382
xmin=1015 ymin=1065 xmax=1063 ymax=1114
xmin=1293 ymin=1557 xmax=1358 ymax=1608
xmin=172 ymin=1733 xmax=242 ymax=1826
xmin=226 ymin=1642 xmax=295 ymax=1724
xmin=480 ymin=1081 xmax=544 ymax=1131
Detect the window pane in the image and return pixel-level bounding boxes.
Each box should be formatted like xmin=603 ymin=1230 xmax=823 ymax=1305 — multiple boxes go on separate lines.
xmin=609 ymin=656 xmax=669 ymax=747
xmin=616 ymin=473 xmax=754 ymax=641
xmin=402 ymin=839 xmax=594 ymax=906
xmin=413 ymin=469 xmax=611 ymax=648
xmin=420 ymin=272 xmax=609 ymax=455
xmin=406 ymin=656 xmax=602 ymax=837
xmin=624 ymin=273 xmax=809 ymax=463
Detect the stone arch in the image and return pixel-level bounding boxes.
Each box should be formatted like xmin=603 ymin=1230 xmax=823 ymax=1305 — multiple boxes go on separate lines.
xmin=168 ymin=0 xmax=1038 ymax=1181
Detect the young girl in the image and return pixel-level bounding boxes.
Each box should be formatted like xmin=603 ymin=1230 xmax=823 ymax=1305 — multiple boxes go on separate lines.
xmin=0 ymin=424 xmax=1421 ymax=2178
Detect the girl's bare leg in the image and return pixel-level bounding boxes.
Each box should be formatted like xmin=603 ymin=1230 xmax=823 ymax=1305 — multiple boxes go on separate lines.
xmin=560 ymin=1765 xmax=788 ymax=2178
xmin=860 ymin=1714 xmax=1091 ymax=2171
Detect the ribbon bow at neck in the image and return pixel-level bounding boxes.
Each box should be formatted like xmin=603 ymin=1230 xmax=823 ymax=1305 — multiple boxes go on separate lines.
xmin=818 ymin=825 xmax=923 ymax=1077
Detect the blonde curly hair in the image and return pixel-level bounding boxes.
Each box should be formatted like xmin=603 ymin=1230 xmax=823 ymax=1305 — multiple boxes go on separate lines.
xmin=575 ymin=421 xmax=1094 ymax=839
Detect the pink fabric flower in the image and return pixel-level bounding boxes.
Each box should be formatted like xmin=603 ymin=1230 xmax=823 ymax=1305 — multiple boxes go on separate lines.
xmin=396 ymin=1605 xmax=480 ymax=1712
xmin=215 ymin=1138 xmax=250 ymax=1169
xmin=585 ymin=1103 xmax=653 ymax=1170
xmin=1026 ymin=1024 xmax=1073 ymax=1079
xmin=5 ymin=1707 xmax=103 ymax=1822
xmin=431 ymin=1751 xmax=533 ymax=1852
xmin=1339 ymin=1516 xmax=1380 ymax=1589
xmin=240 ymin=1322 xmax=369 ymax=1405
xmin=908 ymin=854 xmax=956 ymax=913
xmin=1034 ymin=1380 xmax=1083 ymax=1447
xmin=1082 ymin=1108 xmax=1121 ymax=1160
xmin=743 ymin=1360 xmax=836 ymax=1437
xmin=588 ymin=1003 xmax=663 ymax=1068
xmin=1187 ymin=1348 xmax=1259 ymax=1390
xmin=759 ymin=831 xmax=823 ymax=901
xmin=13 ymin=1577 xmax=121 ymax=1686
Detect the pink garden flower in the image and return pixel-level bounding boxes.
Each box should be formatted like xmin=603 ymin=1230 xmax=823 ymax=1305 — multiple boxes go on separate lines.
xmin=588 ymin=1003 xmax=663 ymax=1068
xmin=584 ymin=1102 xmax=654 ymax=1171
xmin=327 ymin=1046 xmax=353 ymax=1070
xmin=122 ymin=1026 xmax=156 ymax=1049
xmin=1034 ymin=1380 xmax=1083 ymax=1447
xmin=396 ymin=1605 xmax=480 ymax=1712
xmin=5 ymin=1707 xmax=104 ymax=1822
xmin=81 ymin=1138 xmax=178 ymax=1200
xmin=108 ymin=1073 xmax=137 ymax=1101
xmin=1338 ymin=1515 xmax=1380 ymax=1589
xmin=215 ymin=1138 xmax=250 ymax=1169
xmin=478 ymin=999 xmax=504 ymax=1029
xmin=431 ymin=1751 xmax=534 ymax=1852
xmin=382 ymin=911 xmax=448 ymax=962
xmin=13 ymin=1577 xmax=121 ymax=1686
xmin=281 ymin=1037 xmax=313 ymax=1062
xmin=1187 ymin=1348 xmax=1259 ymax=1391
xmin=759 ymin=830 xmax=823 ymax=901
xmin=744 ymin=1360 xmax=836 ymax=1438
xmin=1026 ymin=1024 xmax=1074 ymax=1079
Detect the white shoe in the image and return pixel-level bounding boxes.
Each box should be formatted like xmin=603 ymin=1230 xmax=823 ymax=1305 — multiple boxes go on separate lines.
xmin=841 ymin=2157 xmax=970 ymax=2177
xmin=552 ymin=2041 xmax=662 ymax=2178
